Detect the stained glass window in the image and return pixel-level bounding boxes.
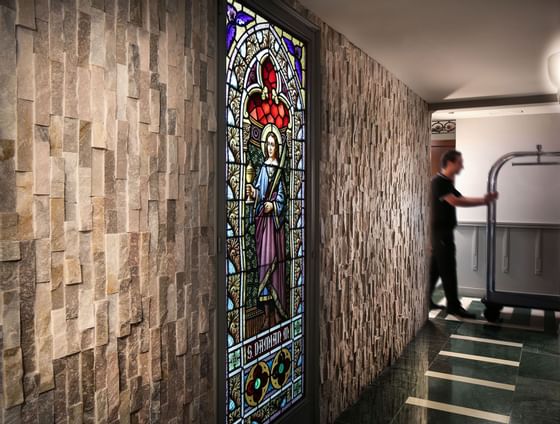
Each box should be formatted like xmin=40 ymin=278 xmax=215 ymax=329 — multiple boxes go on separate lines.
xmin=224 ymin=1 xmax=307 ymax=422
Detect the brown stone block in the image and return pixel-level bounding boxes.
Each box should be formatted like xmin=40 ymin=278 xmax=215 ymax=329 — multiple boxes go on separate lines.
xmin=78 ymin=11 xmax=91 ymax=67
xmin=0 ymin=212 xmax=18 ymax=239
xmin=63 ymin=151 xmax=78 ymax=221
xmin=3 ymin=347 xmax=24 ymax=407
xmin=50 ymin=60 xmax=64 ymax=116
xmin=150 ymin=327 xmax=161 ymax=381
xmin=0 ymin=6 xmax=17 ymax=141
xmin=16 ymin=98 xmax=33 ymax=171
xmin=0 ymin=240 xmax=20 ymax=261
xmin=2 ymin=288 xmax=20 ymax=349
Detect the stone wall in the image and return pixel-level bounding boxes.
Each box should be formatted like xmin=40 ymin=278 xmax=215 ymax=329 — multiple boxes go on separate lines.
xmin=283 ymin=1 xmax=431 ymax=422
xmin=0 ymin=0 xmax=216 ymax=422
xmin=0 ymin=0 xmax=430 ymax=423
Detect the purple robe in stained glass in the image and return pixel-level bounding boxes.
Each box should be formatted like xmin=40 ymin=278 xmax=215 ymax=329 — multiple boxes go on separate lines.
xmin=253 ymin=161 xmax=287 ymax=319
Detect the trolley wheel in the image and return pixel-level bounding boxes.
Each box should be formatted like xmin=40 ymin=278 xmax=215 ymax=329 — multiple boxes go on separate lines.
xmin=483 ymin=304 xmax=502 ymax=322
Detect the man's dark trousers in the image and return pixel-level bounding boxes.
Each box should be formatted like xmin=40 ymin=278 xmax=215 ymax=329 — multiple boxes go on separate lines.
xmin=430 ymin=229 xmax=461 ymax=310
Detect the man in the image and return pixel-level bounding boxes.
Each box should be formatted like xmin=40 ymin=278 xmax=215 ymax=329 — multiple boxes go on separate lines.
xmin=430 ymin=150 xmax=498 ymax=318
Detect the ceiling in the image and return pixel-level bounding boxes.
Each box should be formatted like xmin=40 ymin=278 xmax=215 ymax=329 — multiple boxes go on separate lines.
xmin=432 ymin=102 xmax=560 ymax=120
xmin=297 ymin=0 xmax=560 ymax=104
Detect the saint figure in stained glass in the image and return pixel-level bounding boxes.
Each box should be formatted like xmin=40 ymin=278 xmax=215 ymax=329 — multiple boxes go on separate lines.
xmin=245 ymin=57 xmax=290 ymax=329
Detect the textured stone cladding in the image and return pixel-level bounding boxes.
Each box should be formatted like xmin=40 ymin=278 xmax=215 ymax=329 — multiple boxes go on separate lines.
xmin=282 ymin=1 xmax=432 ymax=422
xmin=0 ymin=0 xmax=430 ymax=423
xmin=0 ymin=0 xmax=216 ymax=422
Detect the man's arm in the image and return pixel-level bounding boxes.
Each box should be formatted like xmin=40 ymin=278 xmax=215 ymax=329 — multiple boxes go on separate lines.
xmin=442 ymin=192 xmax=498 ymax=207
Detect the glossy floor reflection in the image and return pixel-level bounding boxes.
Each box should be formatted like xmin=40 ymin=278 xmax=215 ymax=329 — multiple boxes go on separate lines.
xmin=334 ymin=301 xmax=560 ymax=424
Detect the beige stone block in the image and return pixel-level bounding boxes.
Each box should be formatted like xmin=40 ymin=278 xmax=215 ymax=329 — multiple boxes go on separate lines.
xmin=66 ymin=318 xmax=81 ymax=356
xmin=91 ymin=65 xmax=105 ymax=125
xmin=92 ymin=120 xmax=105 ymax=150
xmin=116 ymin=64 xmax=127 ymax=120
xmin=91 ymin=148 xmax=105 ymax=197
xmin=78 ymin=288 xmax=95 ymax=331
xmin=149 ymin=88 xmax=160 ymax=133
xmin=33 ymin=139 xmax=50 ymax=195
xmin=35 ymin=281 xmax=52 ymax=338
xmin=90 ymin=12 xmax=105 ymax=67
xmin=0 ymin=212 xmax=18 ymax=240
xmin=3 ymin=347 xmax=24 ymax=408
xmin=16 ymin=171 xmax=33 ymax=239
xmin=33 ymin=195 xmax=50 ymax=239
xmin=0 ymin=7 xmax=17 ymax=140
xmin=78 ymin=66 xmax=91 ymax=121
xmin=64 ymin=55 xmax=78 ymax=119
xmin=77 ymin=167 xmax=92 ymax=231
xmin=34 ymin=52 xmax=50 ymax=126
xmin=64 ymin=220 xmax=79 ymax=259
xmin=49 ymin=115 xmax=63 ymax=157
xmin=105 ymin=233 xmax=129 ymax=294
xmin=64 ymin=257 xmax=82 ymax=285
xmin=35 ymin=238 xmax=50 ymax=283
xmin=104 ymin=90 xmax=116 ymax=150
xmin=50 ymin=156 xmax=65 ymax=198
xmin=37 ymin=335 xmax=54 ymax=393
xmin=16 ymin=99 xmax=33 ymax=171
xmin=94 ymin=299 xmax=109 ymax=346
xmin=91 ymin=197 xmax=104 ymax=253
xmin=16 ymin=27 xmax=34 ymax=101
xmin=127 ymin=154 xmax=140 ymax=209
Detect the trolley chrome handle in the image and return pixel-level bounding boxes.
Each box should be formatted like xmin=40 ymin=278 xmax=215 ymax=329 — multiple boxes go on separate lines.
xmin=486 ymin=147 xmax=560 ymax=299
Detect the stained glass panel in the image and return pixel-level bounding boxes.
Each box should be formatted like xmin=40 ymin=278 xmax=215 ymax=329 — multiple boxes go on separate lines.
xmin=225 ymin=1 xmax=307 ymax=422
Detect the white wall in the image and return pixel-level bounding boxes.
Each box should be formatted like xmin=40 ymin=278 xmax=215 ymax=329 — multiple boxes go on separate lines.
xmin=455 ymin=113 xmax=560 ymax=224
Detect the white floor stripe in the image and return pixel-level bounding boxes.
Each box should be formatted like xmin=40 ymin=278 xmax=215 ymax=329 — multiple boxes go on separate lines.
xmin=501 ymin=306 xmax=514 ymax=315
xmin=461 ymin=297 xmax=474 ymax=310
xmin=450 ymin=334 xmax=523 ymax=348
xmin=439 ymin=350 xmax=520 ymax=367
xmin=405 ymin=397 xmax=510 ymax=423
xmin=443 ymin=315 xmax=544 ymax=332
xmin=425 ymin=370 xmax=516 ymax=391
xmin=429 ymin=309 xmax=441 ymax=319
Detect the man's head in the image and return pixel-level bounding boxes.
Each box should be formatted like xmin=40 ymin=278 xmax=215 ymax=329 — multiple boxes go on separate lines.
xmin=440 ymin=149 xmax=464 ymax=176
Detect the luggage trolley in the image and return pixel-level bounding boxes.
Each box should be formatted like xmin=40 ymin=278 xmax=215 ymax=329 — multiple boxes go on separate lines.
xmin=482 ymin=144 xmax=560 ymax=322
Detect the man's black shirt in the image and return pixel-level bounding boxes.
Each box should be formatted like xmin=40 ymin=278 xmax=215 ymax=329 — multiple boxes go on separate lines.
xmin=431 ymin=173 xmax=462 ymax=232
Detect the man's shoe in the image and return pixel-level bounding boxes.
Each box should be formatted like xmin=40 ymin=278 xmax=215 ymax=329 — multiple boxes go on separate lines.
xmin=447 ymin=307 xmax=476 ymax=319
xmin=430 ymin=301 xmax=445 ymax=310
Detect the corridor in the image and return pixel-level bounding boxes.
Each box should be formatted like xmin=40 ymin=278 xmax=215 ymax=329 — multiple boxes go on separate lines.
xmin=335 ymin=289 xmax=560 ymax=424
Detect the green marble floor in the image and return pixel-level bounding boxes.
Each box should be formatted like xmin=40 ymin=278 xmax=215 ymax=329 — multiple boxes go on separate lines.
xmin=334 ymin=296 xmax=560 ymax=424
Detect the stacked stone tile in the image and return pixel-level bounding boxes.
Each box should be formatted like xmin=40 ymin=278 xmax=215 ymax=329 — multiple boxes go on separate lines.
xmin=282 ymin=1 xmax=431 ymax=422
xmin=0 ymin=0 xmax=216 ymax=422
